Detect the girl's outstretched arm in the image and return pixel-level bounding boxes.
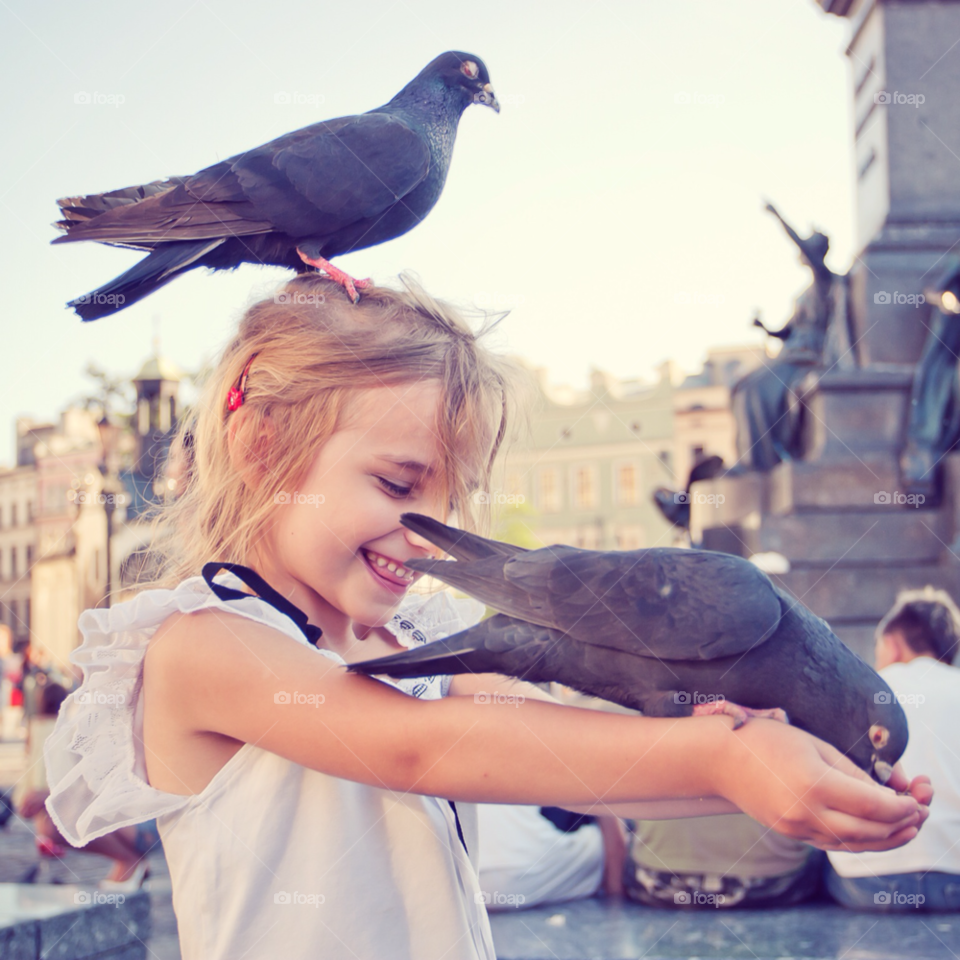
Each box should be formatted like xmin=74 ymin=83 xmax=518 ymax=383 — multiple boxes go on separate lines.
xmin=446 ymin=672 xmax=934 ymax=831
xmin=145 ymin=609 xmax=928 ymax=853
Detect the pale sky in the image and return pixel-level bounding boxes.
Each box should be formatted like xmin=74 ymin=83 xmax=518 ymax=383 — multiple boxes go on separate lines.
xmin=0 ymin=0 xmax=853 ymax=468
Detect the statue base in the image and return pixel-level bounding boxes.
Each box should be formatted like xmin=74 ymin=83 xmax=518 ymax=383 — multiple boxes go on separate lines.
xmin=694 ymin=371 xmax=960 ymax=664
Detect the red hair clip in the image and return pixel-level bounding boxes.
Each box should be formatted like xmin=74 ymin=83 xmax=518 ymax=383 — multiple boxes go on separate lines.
xmin=227 ymin=353 xmax=258 ymax=412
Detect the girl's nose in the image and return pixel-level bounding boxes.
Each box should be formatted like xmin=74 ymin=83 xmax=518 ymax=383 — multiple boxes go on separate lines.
xmin=404 ymin=524 xmax=438 ymax=557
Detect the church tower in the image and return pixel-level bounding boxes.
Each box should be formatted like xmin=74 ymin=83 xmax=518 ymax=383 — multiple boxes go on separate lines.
xmin=131 ymin=342 xmax=182 ymax=482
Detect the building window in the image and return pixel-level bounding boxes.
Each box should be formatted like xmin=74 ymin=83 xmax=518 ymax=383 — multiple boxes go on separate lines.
xmin=10 ymin=600 xmax=18 ymax=631
xmin=573 ymin=465 xmax=598 ymax=510
xmin=26 ymin=501 xmax=33 ymax=522
xmin=25 ymin=545 xmax=32 ymax=570
xmin=11 ymin=504 xmax=17 ymax=527
xmin=10 ymin=547 xmax=16 ymax=580
xmin=24 ymin=598 xmax=30 ymax=631
xmin=616 ymin=463 xmax=640 ymax=506
xmin=505 ymin=473 xmax=526 ymax=502
xmin=538 ymin=468 xmax=561 ymax=513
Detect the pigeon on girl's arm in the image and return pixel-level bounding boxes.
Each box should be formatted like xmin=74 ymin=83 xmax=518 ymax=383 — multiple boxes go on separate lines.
xmin=350 ymin=514 xmax=909 ymax=783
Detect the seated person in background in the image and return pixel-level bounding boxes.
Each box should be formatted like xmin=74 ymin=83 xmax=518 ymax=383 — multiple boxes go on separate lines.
xmin=826 ymin=588 xmax=960 ymax=912
xmin=477 ymin=804 xmax=626 ymax=910
xmin=624 ymin=813 xmax=821 ymax=908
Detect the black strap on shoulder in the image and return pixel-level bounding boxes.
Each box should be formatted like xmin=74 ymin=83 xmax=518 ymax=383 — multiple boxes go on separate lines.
xmin=448 ymin=800 xmax=468 ymax=856
xmin=201 ymin=562 xmax=468 ymax=855
xmin=201 ymin=562 xmax=323 ymax=648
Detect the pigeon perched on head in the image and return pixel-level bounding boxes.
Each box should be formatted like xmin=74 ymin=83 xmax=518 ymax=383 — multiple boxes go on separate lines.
xmin=53 ymin=52 xmax=498 ymax=320
xmin=349 ymin=514 xmax=908 ymax=783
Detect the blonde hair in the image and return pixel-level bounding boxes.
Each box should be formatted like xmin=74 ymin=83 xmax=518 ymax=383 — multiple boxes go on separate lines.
xmin=136 ymin=273 xmax=526 ymax=592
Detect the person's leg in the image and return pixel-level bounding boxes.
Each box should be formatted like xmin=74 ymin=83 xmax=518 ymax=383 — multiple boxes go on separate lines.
xmin=824 ymin=862 xmax=924 ymax=911
xmin=739 ymin=850 xmax=825 ymax=908
xmin=918 ymin=872 xmax=960 ymax=911
xmin=132 ymin=819 xmax=162 ymax=858
xmin=35 ymin=806 xmax=144 ymax=881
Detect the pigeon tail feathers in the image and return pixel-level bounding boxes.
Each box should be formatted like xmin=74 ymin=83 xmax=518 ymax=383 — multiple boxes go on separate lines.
xmin=67 ymin=239 xmax=224 ymax=321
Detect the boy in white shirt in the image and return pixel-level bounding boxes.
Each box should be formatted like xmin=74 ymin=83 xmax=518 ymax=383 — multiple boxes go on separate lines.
xmin=827 ymin=588 xmax=960 ymax=911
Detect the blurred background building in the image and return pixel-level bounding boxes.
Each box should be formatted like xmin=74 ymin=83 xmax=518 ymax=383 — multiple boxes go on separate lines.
xmin=13 ymin=350 xmax=184 ymax=677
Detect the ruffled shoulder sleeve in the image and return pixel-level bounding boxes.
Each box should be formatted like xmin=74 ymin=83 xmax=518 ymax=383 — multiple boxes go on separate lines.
xmin=382 ymin=591 xmax=486 ymax=698
xmin=44 ymin=573 xmax=333 ymax=847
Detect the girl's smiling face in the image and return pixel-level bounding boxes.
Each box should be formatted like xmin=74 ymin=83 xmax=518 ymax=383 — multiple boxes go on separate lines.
xmin=251 ymin=380 xmax=470 ymax=639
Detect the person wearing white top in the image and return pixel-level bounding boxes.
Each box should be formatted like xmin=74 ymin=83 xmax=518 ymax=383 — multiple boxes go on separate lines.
xmin=476 ymin=805 xmax=627 ymax=910
xmin=828 ymin=588 xmax=960 ymax=911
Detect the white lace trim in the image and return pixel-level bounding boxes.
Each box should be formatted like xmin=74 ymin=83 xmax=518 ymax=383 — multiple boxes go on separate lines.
xmin=43 ymin=573 xmax=484 ymax=847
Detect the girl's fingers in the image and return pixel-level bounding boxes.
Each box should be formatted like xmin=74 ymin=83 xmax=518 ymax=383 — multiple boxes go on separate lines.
xmin=818 ymin=825 xmax=920 ymax=854
xmin=806 ymin=808 xmax=921 ymax=847
xmin=908 ymin=776 xmax=934 ymax=807
xmin=817 ymin=767 xmax=921 ymax=823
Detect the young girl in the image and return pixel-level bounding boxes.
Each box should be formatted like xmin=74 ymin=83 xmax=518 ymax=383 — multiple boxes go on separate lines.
xmin=44 ymin=274 xmax=931 ymax=960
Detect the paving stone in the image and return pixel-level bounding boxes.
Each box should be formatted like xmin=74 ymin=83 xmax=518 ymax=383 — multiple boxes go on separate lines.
xmin=488 ymin=898 xmax=960 ymax=960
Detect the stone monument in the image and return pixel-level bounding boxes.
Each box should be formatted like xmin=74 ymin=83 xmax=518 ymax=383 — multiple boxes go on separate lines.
xmin=693 ymin=0 xmax=960 ymax=661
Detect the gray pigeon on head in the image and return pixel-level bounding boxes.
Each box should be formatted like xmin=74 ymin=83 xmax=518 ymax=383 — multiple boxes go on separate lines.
xmin=349 ymin=514 xmax=908 ymax=783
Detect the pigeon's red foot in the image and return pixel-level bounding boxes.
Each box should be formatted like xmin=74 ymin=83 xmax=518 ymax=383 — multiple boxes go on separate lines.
xmin=296 ymin=249 xmax=371 ymax=304
xmin=691 ymin=700 xmax=789 ymax=730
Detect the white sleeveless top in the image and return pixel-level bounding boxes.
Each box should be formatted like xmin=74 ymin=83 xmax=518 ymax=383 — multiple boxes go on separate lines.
xmin=43 ymin=569 xmax=495 ymax=960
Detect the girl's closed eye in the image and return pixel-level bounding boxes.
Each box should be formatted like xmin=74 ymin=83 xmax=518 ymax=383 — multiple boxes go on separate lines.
xmin=376 ymin=476 xmax=414 ymax=498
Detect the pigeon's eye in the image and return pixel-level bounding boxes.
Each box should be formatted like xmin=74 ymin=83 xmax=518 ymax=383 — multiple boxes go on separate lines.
xmin=869 ymin=723 xmax=890 ymax=749
xmin=460 ymin=61 xmax=479 ymax=80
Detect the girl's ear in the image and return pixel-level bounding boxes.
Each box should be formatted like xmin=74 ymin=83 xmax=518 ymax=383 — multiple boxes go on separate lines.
xmin=227 ymin=409 xmax=276 ymax=488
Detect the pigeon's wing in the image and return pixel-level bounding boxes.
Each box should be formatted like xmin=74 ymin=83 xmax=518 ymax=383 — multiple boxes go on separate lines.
xmin=501 ymin=547 xmax=784 ymax=660
xmin=49 ymin=175 xmax=277 ymax=245
xmin=51 ymin=113 xmax=430 ymax=245
xmin=409 ymin=547 xmax=783 ymax=661
xmin=267 ymin=114 xmax=432 ymax=234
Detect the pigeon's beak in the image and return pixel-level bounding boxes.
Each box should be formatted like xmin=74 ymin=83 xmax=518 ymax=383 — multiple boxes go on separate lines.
xmin=873 ymin=759 xmax=894 ymax=784
xmin=475 ymin=83 xmax=500 ymax=113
